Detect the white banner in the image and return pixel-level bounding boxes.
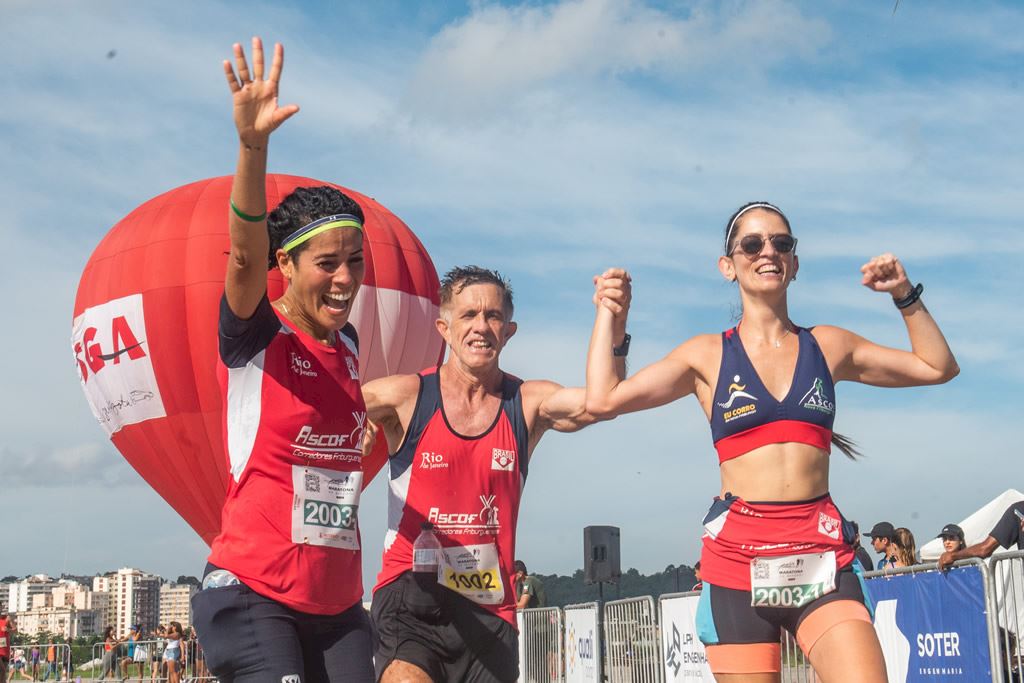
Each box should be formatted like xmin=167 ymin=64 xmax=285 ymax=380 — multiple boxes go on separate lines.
xmin=565 ymin=606 xmax=600 ymax=683
xmin=660 ymin=595 xmax=714 ymax=682
xmin=72 ymin=293 xmax=166 ymax=435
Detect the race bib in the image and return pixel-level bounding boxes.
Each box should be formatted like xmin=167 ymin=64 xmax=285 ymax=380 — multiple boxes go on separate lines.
xmin=750 ymin=551 xmax=837 ymax=608
xmin=0 ymin=636 xmax=7 ymax=648
xmin=438 ymin=543 xmax=505 ymax=605
xmin=291 ymin=465 xmax=361 ymax=550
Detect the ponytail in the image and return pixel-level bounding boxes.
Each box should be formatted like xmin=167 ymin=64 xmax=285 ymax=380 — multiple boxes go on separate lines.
xmin=832 ymin=431 xmax=861 ymax=460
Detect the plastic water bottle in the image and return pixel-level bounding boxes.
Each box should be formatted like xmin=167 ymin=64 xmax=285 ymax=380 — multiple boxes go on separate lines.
xmin=409 ymin=522 xmax=445 ymax=621
xmin=201 ymin=569 xmax=240 ymax=590
xmin=412 ymin=522 xmax=442 ymax=575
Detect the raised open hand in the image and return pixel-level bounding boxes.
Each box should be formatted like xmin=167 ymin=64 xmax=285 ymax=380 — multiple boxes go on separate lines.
xmin=223 ymin=37 xmax=299 ymax=147
xmin=861 ymin=253 xmax=911 ymax=299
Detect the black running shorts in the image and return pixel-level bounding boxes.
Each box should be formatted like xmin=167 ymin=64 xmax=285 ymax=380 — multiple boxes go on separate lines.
xmin=371 ymin=571 xmax=519 ymax=683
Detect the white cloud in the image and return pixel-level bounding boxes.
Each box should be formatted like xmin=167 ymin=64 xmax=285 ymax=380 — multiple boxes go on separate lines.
xmin=408 ymin=0 xmax=831 ymax=119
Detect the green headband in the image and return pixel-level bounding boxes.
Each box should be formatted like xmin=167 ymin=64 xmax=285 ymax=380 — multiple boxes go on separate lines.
xmin=282 ymin=213 xmax=363 ymax=253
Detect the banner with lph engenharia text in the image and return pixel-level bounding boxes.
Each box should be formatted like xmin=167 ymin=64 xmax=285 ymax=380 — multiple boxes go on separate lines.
xmin=866 ymin=565 xmax=991 ymax=682
xmin=660 ymin=595 xmax=714 ymax=681
xmin=564 ymin=606 xmax=600 ymax=683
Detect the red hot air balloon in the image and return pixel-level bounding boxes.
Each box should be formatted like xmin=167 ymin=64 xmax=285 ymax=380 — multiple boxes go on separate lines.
xmin=72 ymin=175 xmax=444 ymax=544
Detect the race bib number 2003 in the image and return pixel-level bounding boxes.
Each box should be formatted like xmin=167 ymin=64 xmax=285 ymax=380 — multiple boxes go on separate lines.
xmin=292 ymin=465 xmax=362 ymax=550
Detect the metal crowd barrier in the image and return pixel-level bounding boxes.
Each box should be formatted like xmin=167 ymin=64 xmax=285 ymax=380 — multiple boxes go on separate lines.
xmin=780 ymin=629 xmax=815 ymax=683
xmin=991 ymin=550 xmax=1024 ymax=682
xmin=657 ymin=590 xmax=714 ymax=682
xmin=85 ymin=637 xmax=211 ymax=681
xmin=8 ymin=643 xmax=73 ymax=681
xmin=863 ymin=558 xmax=1003 ymax=683
xmin=520 ymin=607 xmax=564 ymax=683
xmin=603 ymin=596 xmax=662 ymax=683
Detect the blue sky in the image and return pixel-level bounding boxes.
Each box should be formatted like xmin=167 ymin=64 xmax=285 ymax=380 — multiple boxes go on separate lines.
xmin=2 ymin=0 xmax=1022 ymax=594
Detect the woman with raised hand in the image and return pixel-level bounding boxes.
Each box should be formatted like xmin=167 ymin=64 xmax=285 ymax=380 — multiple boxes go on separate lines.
xmin=189 ymin=37 xmax=374 ymax=683
xmin=586 ymin=202 xmax=958 ymax=683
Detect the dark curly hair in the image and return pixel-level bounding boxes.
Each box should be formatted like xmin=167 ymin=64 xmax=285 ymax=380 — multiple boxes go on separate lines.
xmin=266 ymin=185 xmax=365 ymax=269
xmin=439 ymin=266 xmax=514 ymax=318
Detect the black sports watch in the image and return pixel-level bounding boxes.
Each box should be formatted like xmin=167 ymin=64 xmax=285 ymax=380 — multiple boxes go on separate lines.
xmin=612 ymin=333 xmax=631 ymax=357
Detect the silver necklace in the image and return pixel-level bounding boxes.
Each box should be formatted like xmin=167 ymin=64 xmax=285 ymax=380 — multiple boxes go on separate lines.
xmin=773 ymin=325 xmax=793 ymax=348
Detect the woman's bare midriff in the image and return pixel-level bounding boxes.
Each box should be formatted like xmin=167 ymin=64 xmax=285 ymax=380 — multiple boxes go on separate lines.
xmin=718 ymin=441 xmax=830 ymax=502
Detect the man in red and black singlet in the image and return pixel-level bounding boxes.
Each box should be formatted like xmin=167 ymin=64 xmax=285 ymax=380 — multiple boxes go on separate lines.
xmin=362 ymin=265 xmax=631 ymax=683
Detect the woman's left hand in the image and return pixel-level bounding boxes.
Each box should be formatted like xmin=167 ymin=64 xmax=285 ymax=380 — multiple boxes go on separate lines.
xmin=861 ymin=253 xmax=912 ymax=299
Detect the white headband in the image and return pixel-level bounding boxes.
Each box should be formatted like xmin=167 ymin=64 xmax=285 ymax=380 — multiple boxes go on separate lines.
xmin=724 ymin=202 xmax=785 ymax=254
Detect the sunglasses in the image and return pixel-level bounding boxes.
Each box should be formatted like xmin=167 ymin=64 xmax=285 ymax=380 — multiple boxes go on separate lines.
xmin=730 ymin=233 xmax=798 ymax=257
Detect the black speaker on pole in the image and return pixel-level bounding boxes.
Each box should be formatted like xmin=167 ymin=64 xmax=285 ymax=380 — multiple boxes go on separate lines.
xmin=583 ymin=525 xmax=621 ymax=584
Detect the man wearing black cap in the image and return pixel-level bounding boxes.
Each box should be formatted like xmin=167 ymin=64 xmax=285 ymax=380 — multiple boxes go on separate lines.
xmin=864 ymin=521 xmax=898 ymax=570
xmin=938 ymin=523 xmax=967 ymax=554
xmin=938 ymin=501 xmax=1024 ymax=570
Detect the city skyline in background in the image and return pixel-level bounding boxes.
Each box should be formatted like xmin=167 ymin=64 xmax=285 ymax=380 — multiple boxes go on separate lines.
xmin=2 ymin=0 xmax=1022 ymax=597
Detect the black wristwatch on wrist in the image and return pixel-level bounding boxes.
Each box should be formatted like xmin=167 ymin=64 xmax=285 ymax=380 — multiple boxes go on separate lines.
xmin=612 ymin=333 xmax=631 ymax=357
xmin=893 ymin=283 xmax=923 ymax=310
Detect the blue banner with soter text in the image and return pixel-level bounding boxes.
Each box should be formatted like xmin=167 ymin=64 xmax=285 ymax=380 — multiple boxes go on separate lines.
xmin=865 ymin=565 xmax=990 ymax=682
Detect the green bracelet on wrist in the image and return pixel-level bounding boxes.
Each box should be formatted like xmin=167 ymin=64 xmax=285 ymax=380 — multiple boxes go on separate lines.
xmin=230 ymin=198 xmax=267 ymax=223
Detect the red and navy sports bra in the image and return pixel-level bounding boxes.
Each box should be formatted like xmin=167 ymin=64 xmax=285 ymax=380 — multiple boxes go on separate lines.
xmin=710 ymin=326 xmax=836 ymax=463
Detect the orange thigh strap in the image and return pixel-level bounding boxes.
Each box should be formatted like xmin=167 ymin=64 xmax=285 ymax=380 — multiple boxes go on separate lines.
xmin=796 ymin=599 xmax=872 ymax=654
xmin=705 ymin=643 xmax=782 ymax=674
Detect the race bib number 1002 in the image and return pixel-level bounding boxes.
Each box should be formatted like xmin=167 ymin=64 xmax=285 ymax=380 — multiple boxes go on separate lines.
xmin=439 ymin=543 xmax=505 ymax=605
xmin=291 ymin=465 xmax=362 ymax=550
xmin=750 ymin=551 xmax=837 ymax=608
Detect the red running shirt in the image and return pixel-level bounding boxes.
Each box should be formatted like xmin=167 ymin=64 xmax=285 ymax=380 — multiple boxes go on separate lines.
xmin=209 ymin=295 xmax=366 ymax=615
xmin=374 ymin=368 xmax=529 ymax=626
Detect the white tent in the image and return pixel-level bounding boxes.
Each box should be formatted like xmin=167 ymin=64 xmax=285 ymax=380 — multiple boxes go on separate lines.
xmin=919 ymin=488 xmax=1024 ymax=561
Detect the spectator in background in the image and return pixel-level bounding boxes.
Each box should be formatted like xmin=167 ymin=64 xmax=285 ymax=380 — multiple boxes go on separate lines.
xmin=28 ymin=644 xmax=39 ymax=682
xmin=150 ymin=625 xmax=166 ymax=683
xmin=40 ymin=644 xmax=56 ymax=682
xmin=98 ymin=627 xmax=119 ymax=681
xmin=691 ymin=561 xmax=703 ymax=592
xmin=865 ymin=521 xmax=899 ymax=570
xmin=939 ymin=500 xmax=1024 ymax=570
xmin=851 ymin=522 xmax=875 ymax=572
xmin=514 ymin=561 xmax=547 ymax=609
xmin=163 ymin=622 xmax=182 ymax=683
xmin=892 ymin=527 xmax=917 ymax=568
xmin=938 ymin=523 xmax=967 ymax=554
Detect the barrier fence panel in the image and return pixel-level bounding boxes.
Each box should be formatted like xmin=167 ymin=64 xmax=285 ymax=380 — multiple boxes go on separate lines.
xmin=520 ymin=606 xmax=564 ymax=683
xmin=863 ymin=558 xmax=1002 ymax=683
xmin=603 ymin=596 xmax=662 ymax=683
xmin=991 ymin=550 xmax=1024 ymax=683
xmin=7 ymin=643 xmax=73 ymax=681
xmin=658 ymin=591 xmax=713 ymax=682
xmin=780 ymin=629 xmax=815 ymax=683
xmin=564 ymin=602 xmax=601 ymax=683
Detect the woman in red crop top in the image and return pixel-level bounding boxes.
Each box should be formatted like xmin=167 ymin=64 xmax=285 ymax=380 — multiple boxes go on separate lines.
xmin=190 ymin=37 xmax=374 ymax=683
xmin=585 ymin=202 xmax=958 ymax=683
